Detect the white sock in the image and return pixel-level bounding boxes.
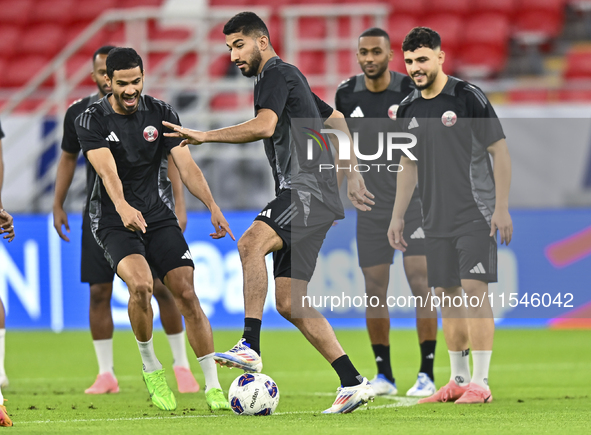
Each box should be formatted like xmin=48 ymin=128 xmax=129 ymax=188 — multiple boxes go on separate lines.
xmin=0 ymin=329 xmax=5 ymax=376
xmin=137 ymin=337 xmax=162 ymax=373
xmin=449 ymin=349 xmax=471 ymax=386
xmin=198 ymin=353 xmax=221 ymax=392
xmin=166 ymin=332 xmax=190 ymax=368
xmin=93 ymin=339 xmax=115 ymax=376
xmin=472 ymin=350 xmax=492 ymax=390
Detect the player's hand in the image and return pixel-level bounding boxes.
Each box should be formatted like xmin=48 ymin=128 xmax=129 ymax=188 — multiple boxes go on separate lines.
xmin=52 ymin=206 xmax=71 ymax=242
xmin=162 ymin=121 xmax=206 ymax=146
xmin=116 ymin=203 xmax=147 ymax=233
xmin=490 ymin=207 xmax=513 ymax=245
xmin=0 ymin=209 xmax=15 ymax=242
xmin=387 ymin=216 xmax=407 ymax=252
xmin=347 ymin=172 xmax=375 ymax=211
xmin=210 ymin=207 xmax=235 ymax=241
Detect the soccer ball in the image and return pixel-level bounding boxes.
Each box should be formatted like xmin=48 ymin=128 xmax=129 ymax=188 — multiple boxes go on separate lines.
xmin=228 ymin=373 xmax=280 ymax=416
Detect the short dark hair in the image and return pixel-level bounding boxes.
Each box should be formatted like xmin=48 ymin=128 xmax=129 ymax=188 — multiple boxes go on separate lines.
xmin=359 ymin=27 xmax=390 ymax=44
xmin=223 ymin=11 xmax=271 ymax=43
xmin=106 ymin=47 xmax=143 ymax=79
xmin=402 ymin=27 xmax=441 ymax=52
xmin=92 ymin=45 xmax=116 ymax=63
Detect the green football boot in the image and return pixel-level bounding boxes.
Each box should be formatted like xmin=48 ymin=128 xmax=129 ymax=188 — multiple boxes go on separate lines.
xmin=143 ymin=369 xmax=177 ymax=411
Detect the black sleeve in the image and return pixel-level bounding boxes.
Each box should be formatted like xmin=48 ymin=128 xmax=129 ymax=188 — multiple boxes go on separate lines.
xmin=61 ymin=105 xmax=82 ymax=154
xmin=313 ymin=93 xmax=334 ymax=120
xmin=254 ymin=68 xmax=289 ymax=118
xmin=162 ymin=106 xmax=182 ymax=154
xmin=75 ymin=111 xmax=109 ymax=154
xmin=0 ymin=120 xmax=4 ymax=140
xmin=463 ymin=84 xmax=505 ymax=149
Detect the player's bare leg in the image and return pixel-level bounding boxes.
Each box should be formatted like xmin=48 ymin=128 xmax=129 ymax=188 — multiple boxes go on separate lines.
xmin=118 ymin=255 xmax=176 ymax=411
xmin=362 ymin=264 xmax=397 ymax=395
xmin=277 ymin=278 xmax=374 ymax=413
xmin=153 ymin=278 xmax=199 ymax=393
xmin=164 ymin=266 xmax=228 ymax=409
xmin=404 ymin=256 xmax=438 ymax=396
xmin=454 ymin=279 xmax=494 ymax=404
xmin=85 ymin=282 xmax=118 ymax=394
xmin=0 ymin=299 xmax=7 ymax=390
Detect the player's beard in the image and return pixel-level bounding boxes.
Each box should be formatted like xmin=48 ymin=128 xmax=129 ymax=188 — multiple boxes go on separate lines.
xmin=413 ymin=70 xmax=438 ymax=91
xmin=362 ymin=61 xmax=388 ymax=80
xmin=114 ymin=89 xmax=141 ymax=114
xmin=239 ymin=45 xmax=262 ymax=78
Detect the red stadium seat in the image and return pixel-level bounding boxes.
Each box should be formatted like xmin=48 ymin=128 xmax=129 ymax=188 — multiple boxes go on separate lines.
xmin=298 ymin=17 xmax=327 ymax=39
xmin=507 ymin=89 xmax=551 ymax=103
xmin=118 ymin=0 xmax=164 ymax=7
xmin=311 ymin=87 xmax=328 ymax=102
xmin=210 ymin=94 xmax=238 ymax=110
xmin=456 ymin=45 xmax=507 ymax=78
xmin=464 ymin=14 xmax=510 ymax=47
xmin=209 ymin=0 xmax=251 ymax=5
xmin=386 ymin=0 xmax=426 ymax=18
xmin=19 ymin=24 xmax=65 ymax=57
xmin=0 ymin=26 xmax=21 ymax=59
xmin=513 ymin=10 xmax=564 ymax=43
xmin=387 ymin=14 xmax=418 ymax=50
xmin=298 ymin=51 xmax=326 ymax=75
xmin=558 ymin=88 xmax=591 ymax=101
xmin=425 ymin=0 xmax=472 ymax=17
xmin=66 ymin=54 xmax=95 ymax=86
xmin=338 ymin=50 xmax=358 ymax=76
xmin=418 ymin=14 xmax=462 ymax=52
xmin=177 ymin=53 xmax=198 ymax=76
xmin=148 ymin=20 xmax=192 ymax=41
xmin=4 ymin=55 xmax=52 ymax=88
xmin=0 ymin=0 xmax=34 ymax=26
xmin=472 ymin=0 xmax=515 ymax=18
xmin=71 ymin=0 xmax=117 ymax=22
xmin=564 ymin=48 xmax=591 ymax=79
xmin=30 ymin=0 xmax=76 ymax=25
xmin=0 ymin=58 xmax=7 ymax=88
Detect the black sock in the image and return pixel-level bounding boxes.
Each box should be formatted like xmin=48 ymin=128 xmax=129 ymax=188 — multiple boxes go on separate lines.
xmin=331 ymin=355 xmax=363 ymax=387
xmin=419 ymin=340 xmax=436 ymax=381
xmin=372 ymin=344 xmax=395 ymax=383
xmin=242 ymin=318 xmax=262 ymax=356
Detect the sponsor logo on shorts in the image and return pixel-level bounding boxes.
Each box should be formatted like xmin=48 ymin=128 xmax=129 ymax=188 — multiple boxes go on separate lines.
xmin=143 ymin=126 xmax=159 ymax=142
xmin=469 ymin=262 xmax=486 ymax=274
xmin=442 ymin=111 xmax=457 ymax=127
xmin=410 ymin=227 xmax=425 ymax=239
xmin=259 ymin=209 xmax=271 ymax=218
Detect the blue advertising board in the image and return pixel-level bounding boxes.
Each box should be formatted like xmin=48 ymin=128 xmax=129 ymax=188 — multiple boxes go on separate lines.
xmin=1 ymin=209 xmax=590 ymax=330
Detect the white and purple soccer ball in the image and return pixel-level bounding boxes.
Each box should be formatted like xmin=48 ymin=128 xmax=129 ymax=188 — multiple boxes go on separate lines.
xmin=228 ymin=373 xmax=280 ymax=416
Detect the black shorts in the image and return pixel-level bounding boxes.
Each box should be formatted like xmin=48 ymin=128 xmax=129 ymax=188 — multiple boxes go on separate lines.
xmin=254 ymin=189 xmax=336 ymax=282
xmin=81 ymin=211 xmax=115 ymax=284
xmin=425 ymin=226 xmax=497 ymax=288
xmin=356 ymin=196 xmax=425 ymax=268
xmin=95 ymin=219 xmax=194 ymax=282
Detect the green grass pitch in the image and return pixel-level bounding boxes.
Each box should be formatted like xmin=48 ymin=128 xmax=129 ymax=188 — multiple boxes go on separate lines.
xmin=4 ymin=328 xmax=590 ymax=434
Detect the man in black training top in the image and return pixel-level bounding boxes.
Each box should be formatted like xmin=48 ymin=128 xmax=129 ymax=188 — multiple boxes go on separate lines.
xmin=75 ymin=47 xmax=234 ymax=412
xmin=53 ymin=45 xmax=200 ymax=395
xmin=389 ymin=28 xmax=513 ymax=404
xmin=164 ymin=12 xmax=376 ymax=414
xmin=335 ymin=27 xmax=437 ymax=397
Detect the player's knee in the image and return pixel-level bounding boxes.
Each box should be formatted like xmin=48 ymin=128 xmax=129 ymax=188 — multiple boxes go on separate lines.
xmin=128 ymin=279 xmax=153 ymax=304
xmin=237 ymin=234 xmax=262 ymax=260
xmin=89 ymin=283 xmax=112 ymax=306
xmin=407 ymin=273 xmax=428 ymax=295
xmin=276 ymin=297 xmax=292 ymax=320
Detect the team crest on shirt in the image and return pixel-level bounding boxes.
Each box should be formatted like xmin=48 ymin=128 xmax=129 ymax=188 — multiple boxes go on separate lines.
xmin=143 ymin=126 xmax=158 ymax=142
xmin=441 ymin=111 xmax=457 ymax=127
xmin=388 ymin=104 xmax=399 ymax=120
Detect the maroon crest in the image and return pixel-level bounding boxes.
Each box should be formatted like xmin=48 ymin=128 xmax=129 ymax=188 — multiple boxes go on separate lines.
xmin=143 ymin=126 xmax=158 ymax=142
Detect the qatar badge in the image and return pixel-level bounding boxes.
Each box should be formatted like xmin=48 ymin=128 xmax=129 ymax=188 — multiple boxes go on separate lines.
xmin=388 ymin=104 xmax=399 ymax=120
xmin=441 ymin=111 xmax=457 ymax=127
xmin=143 ymin=126 xmax=158 ymax=142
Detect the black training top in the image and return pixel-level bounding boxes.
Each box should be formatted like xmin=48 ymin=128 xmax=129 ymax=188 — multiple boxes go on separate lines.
xmin=254 ymin=56 xmax=344 ymax=220
xmin=61 ymin=93 xmax=100 ymax=213
xmin=75 ymin=94 xmax=181 ymax=232
xmin=335 ymin=71 xmax=416 ymax=217
xmin=0 ymin=120 xmax=4 ymax=139
xmin=396 ymin=76 xmax=505 ymax=237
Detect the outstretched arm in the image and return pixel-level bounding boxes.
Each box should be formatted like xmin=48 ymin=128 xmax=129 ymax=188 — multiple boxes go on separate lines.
xmin=387 ymin=155 xmax=417 ymax=252
xmin=52 ymin=150 xmax=78 ymax=241
xmin=487 ymin=138 xmax=512 ymax=245
xmin=170 ymin=146 xmax=234 ymax=241
xmin=162 ymin=109 xmax=278 ymax=146
xmin=86 ymin=148 xmax=147 ymax=233
xmin=167 ymin=156 xmax=187 ymax=232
